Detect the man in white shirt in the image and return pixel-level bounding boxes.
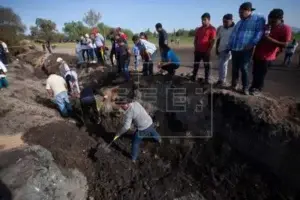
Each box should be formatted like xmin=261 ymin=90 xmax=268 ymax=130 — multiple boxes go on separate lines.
xmin=132 ymin=35 xmax=157 ymax=76
xmin=56 ymin=57 xmax=80 ymax=96
xmin=215 ymin=14 xmax=235 ymax=86
xmin=115 ymin=98 xmax=161 ymax=162
xmin=0 ymin=40 xmax=8 ymax=65
xmin=44 ymin=67 xmax=73 ymax=117
xmin=75 ymin=40 xmax=84 ymax=64
xmin=284 ymin=39 xmax=298 ymax=67
xmin=0 ymin=60 xmax=8 ymax=89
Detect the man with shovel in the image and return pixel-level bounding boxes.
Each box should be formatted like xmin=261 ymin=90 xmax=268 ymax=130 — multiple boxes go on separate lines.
xmin=114 ymin=98 xmax=161 ymax=163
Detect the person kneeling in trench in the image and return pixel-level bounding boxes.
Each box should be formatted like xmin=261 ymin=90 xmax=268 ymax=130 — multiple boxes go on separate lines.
xmin=43 ymin=67 xmax=73 ymax=117
xmin=115 ymin=98 xmax=162 ymax=163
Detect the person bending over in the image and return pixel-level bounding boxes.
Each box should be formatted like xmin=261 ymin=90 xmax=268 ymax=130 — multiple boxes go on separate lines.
xmin=115 ymin=98 xmax=161 ymax=162
xmin=158 ymin=44 xmax=180 ymax=81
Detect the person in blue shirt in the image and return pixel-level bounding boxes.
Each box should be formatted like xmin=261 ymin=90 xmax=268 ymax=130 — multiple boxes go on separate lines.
xmin=227 ymin=2 xmax=265 ymax=95
xmin=132 ymin=45 xmax=140 ymax=71
xmin=158 ymin=44 xmax=180 ymax=78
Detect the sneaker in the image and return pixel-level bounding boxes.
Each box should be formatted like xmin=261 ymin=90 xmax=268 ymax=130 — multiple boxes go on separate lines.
xmin=231 ymin=85 xmax=238 ymax=91
xmin=250 ymin=89 xmax=261 ymax=96
xmin=243 ymin=89 xmax=249 ymax=95
xmin=190 ymin=76 xmax=196 ymax=82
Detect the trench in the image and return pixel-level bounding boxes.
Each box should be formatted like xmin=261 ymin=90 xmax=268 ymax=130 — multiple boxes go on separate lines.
xmin=19 ymin=52 xmax=300 ymax=200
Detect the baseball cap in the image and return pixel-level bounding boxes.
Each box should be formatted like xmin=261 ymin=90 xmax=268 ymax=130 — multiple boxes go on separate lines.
xmin=223 ymin=14 xmax=233 ymax=20
xmin=240 ymin=2 xmax=255 ymax=11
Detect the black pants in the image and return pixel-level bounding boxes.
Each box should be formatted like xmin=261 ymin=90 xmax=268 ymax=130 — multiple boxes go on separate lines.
xmin=65 ymin=75 xmax=72 ymax=93
xmin=192 ymin=51 xmax=210 ymax=80
xmin=80 ymin=96 xmax=98 ymax=123
xmin=110 ymin=49 xmax=116 ymax=66
xmin=143 ymin=56 xmax=154 ymax=76
xmin=250 ymin=58 xmax=270 ymax=91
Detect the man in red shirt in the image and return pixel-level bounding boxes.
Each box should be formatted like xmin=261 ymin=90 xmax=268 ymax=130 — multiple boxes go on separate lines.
xmin=192 ymin=13 xmax=216 ymax=83
xmin=251 ymin=9 xmax=292 ymax=95
xmin=116 ymin=27 xmax=128 ymax=41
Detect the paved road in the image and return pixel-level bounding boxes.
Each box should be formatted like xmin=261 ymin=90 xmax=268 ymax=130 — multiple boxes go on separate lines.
xmin=52 ymin=46 xmax=300 ymax=99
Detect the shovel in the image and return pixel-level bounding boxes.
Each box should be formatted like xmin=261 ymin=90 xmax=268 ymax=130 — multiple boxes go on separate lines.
xmin=99 ymin=134 xmax=123 ymax=153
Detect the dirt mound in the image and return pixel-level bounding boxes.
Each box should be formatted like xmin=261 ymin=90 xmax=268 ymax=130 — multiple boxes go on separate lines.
xmin=0 ymin=145 xmax=88 ymax=200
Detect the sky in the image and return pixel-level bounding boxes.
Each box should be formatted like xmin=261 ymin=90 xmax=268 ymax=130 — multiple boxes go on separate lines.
xmin=1 ymin=0 xmax=300 ymax=34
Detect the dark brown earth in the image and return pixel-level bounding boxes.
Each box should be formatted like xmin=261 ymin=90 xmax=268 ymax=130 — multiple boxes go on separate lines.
xmin=13 ymin=49 xmax=300 ymax=200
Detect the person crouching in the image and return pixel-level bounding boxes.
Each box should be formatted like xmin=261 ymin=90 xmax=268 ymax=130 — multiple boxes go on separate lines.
xmin=158 ymin=44 xmax=180 ymax=81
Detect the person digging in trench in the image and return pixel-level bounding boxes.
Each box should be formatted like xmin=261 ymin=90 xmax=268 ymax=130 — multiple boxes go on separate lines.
xmin=79 ymin=86 xmax=107 ymax=124
xmin=43 ymin=66 xmax=84 ymax=126
xmin=56 ymin=57 xmax=80 ymax=97
xmin=114 ymin=97 xmax=162 ymax=163
xmin=157 ymin=44 xmax=180 ymax=82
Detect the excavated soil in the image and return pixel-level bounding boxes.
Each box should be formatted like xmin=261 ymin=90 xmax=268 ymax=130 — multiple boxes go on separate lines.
xmin=3 ymin=51 xmax=300 ymax=200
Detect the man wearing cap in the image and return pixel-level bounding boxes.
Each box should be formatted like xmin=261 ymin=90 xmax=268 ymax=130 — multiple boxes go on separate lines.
xmin=192 ymin=12 xmax=217 ymax=83
xmin=215 ymin=14 xmax=235 ymax=86
xmin=227 ymin=2 xmax=265 ymax=95
xmin=115 ymin=98 xmax=161 ymax=162
xmin=155 ymin=23 xmax=168 ymax=60
xmin=251 ymin=9 xmax=292 ymax=96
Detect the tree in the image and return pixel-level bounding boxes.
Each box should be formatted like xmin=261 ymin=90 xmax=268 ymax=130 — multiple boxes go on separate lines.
xmin=144 ymin=28 xmax=152 ymax=37
xmin=188 ymin=29 xmax=196 ymax=37
xmin=0 ymin=6 xmax=26 ymax=45
xmin=83 ymin=9 xmax=101 ymax=28
xmin=63 ymin=21 xmax=89 ymax=40
xmin=31 ymin=18 xmax=57 ymax=42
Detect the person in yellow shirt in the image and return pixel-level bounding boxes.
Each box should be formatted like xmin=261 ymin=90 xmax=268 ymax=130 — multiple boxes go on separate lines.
xmin=43 ymin=67 xmax=73 ymax=117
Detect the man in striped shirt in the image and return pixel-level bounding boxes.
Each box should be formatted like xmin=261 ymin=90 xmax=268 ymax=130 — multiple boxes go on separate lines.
xmin=227 ymin=2 xmax=265 ymax=95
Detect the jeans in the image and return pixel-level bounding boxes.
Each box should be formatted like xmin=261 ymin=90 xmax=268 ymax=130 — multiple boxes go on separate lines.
xmin=192 ymin=51 xmax=211 ymax=81
xmin=131 ymin=125 xmax=161 ymax=160
xmin=119 ymin=55 xmax=130 ymax=80
xmin=55 ymin=91 xmax=72 ymax=117
xmin=88 ymin=49 xmax=94 ymax=61
xmin=231 ymin=50 xmax=252 ymax=90
xmin=82 ymin=49 xmax=88 ymax=62
xmin=250 ymin=58 xmax=270 ymax=91
xmin=76 ymin=51 xmax=84 ymax=63
xmin=218 ymin=51 xmax=231 ymax=82
xmin=284 ymin=53 xmax=293 ymax=66
xmin=134 ymin=56 xmax=140 ymax=70
xmin=0 ymin=77 xmax=8 ymax=88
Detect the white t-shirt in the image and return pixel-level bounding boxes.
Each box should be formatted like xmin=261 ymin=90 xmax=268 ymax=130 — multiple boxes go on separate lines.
xmin=0 ymin=60 xmax=7 ymax=78
xmin=140 ymin=39 xmax=157 ymax=55
xmin=217 ymin=25 xmax=234 ymax=52
xmin=75 ymin=43 xmax=81 ymax=53
xmin=46 ymin=74 xmax=67 ymax=96
xmin=285 ymin=42 xmax=298 ymax=54
xmin=118 ymin=101 xmax=153 ymax=135
xmin=59 ymin=62 xmax=71 ymax=78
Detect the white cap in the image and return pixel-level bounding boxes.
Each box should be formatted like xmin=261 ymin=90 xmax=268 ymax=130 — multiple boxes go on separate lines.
xmin=56 ymin=57 xmax=63 ymax=63
xmin=85 ymin=33 xmax=89 ymax=38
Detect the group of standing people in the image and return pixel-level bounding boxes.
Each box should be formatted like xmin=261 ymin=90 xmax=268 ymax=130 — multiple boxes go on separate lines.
xmin=191 ymin=1 xmax=294 ymax=96
xmin=76 ymin=32 xmax=106 ymax=65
